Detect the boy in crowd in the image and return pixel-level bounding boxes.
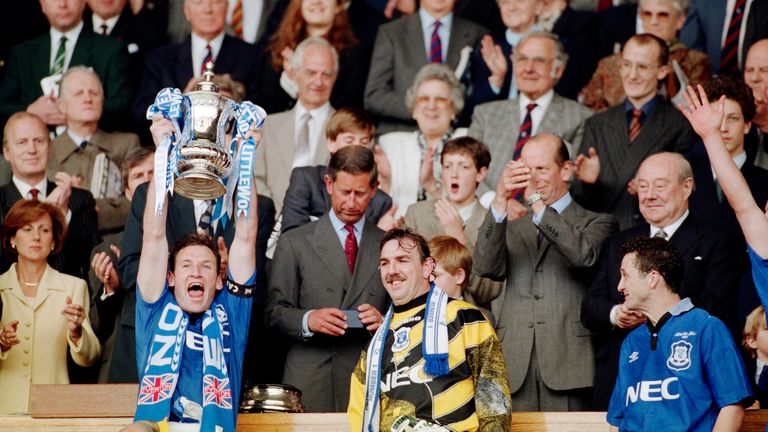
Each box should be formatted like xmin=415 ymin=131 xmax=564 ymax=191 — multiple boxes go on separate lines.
xmin=743 ymin=305 xmax=768 ymax=408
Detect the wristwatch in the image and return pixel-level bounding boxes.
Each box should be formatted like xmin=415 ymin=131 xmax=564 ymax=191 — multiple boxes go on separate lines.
xmin=525 ymin=191 xmax=542 ymax=207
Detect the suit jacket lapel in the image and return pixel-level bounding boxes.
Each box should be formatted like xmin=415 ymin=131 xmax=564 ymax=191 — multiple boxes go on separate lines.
xmin=539 ymin=95 xmax=563 ymax=135
xmin=214 ymin=36 xmax=237 ymax=74
xmin=446 ymin=18 xmax=472 ymax=67
xmin=52 ymin=132 xmax=78 ymax=166
xmin=406 ymin=15 xmax=428 ymax=65
xmin=277 ymin=110 xmax=296 ymax=174
xmin=309 ymin=214 xmax=352 ymax=287
xmin=624 ymin=103 xmax=668 ymax=166
xmin=602 ymin=105 xmax=631 ymax=182
xmin=70 ymin=32 xmax=94 ymax=68
xmin=342 ymin=219 xmax=380 ymax=308
xmin=33 ymin=36 xmax=52 ymax=80
xmin=669 ymin=216 xmax=698 ymax=257
xmin=464 ymin=201 xmax=487 ymax=245
xmin=312 ymin=107 xmax=334 ymax=165
xmin=175 ymin=38 xmax=194 ymax=87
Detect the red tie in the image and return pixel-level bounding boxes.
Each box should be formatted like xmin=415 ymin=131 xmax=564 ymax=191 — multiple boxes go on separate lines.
xmin=429 ymin=21 xmax=442 ymax=64
xmin=29 ymin=188 xmax=39 ymax=200
xmin=344 ymin=224 xmax=358 ymax=273
xmin=720 ymin=0 xmax=747 ymax=73
xmin=201 ymin=44 xmax=213 ymax=75
xmin=232 ymin=0 xmax=244 ymax=39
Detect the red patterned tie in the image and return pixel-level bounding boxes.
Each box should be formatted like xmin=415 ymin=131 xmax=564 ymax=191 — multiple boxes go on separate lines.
xmin=429 ymin=21 xmax=442 ymax=64
xmin=720 ymin=0 xmax=747 ymax=73
xmin=596 ymin=0 xmax=613 ymax=12
xmin=511 ymin=103 xmax=537 ymax=201
xmin=344 ymin=224 xmax=358 ymax=273
xmin=201 ymin=44 xmax=213 ymax=75
xmin=231 ymin=0 xmax=244 ymax=39
xmin=29 ymin=188 xmax=39 ymax=200
xmin=628 ymin=108 xmax=643 ymax=143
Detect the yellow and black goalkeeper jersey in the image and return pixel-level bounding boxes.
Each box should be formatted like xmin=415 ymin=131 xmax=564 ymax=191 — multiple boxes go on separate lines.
xmin=348 ymin=294 xmax=511 ymax=432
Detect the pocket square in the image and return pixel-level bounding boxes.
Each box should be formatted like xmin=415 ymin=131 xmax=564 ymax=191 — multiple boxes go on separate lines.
xmin=694 ymin=256 xmax=703 ymax=261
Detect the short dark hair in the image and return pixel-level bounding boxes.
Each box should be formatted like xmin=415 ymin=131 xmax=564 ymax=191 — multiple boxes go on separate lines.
xmin=621 ymin=237 xmax=684 ymax=293
xmin=440 ymin=136 xmax=491 ymax=170
xmin=326 ymin=145 xmax=378 ymax=187
xmin=121 ymin=148 xmax=155 ymax=192
xmin=169 ymin=232 xmax=221 ymax=274
xmin=624 ymin=33 xmax=670 ymax=67
xmin=2 ymin=200 xmax=67 ymax=258
xmin=703 ymin=75 xmax=756 ymax=122
xmin=325 ymin=107 xmax=375 ymax=142
xmin=380 ymin=228 xmax=431 ymax=263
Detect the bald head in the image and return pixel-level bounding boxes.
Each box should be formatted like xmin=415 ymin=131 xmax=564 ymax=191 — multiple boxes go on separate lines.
xmin=745 ymin=39 xmax=768 ymax=95
xmin=520 ymin=133 xmax=573 ymax=205
xmin=2 ymin=113 xmax=51 ymax=185
xmin=636 ymin=152 xmax=693 ymax=228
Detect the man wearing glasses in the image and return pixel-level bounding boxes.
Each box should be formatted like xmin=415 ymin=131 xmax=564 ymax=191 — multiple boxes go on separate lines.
xmin=573 ymin=33 xmax=696 ymax=231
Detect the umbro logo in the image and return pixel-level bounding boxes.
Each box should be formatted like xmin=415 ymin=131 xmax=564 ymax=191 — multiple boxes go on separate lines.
xmin=629 ymin=351 xmax=639 ymax=363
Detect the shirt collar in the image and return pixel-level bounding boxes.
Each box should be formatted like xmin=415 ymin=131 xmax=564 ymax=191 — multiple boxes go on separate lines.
xmin=668 ymin=297 xmax=694 ymax=316
xmin=650 ymin=209 xmax=689 ymax=239
xmin=296 ymin=101 xmax=331 ymax=120
xmin=520 ymin=89 xmax=555 ymax=112
xmin=329 ymin=208 xmax=366 ymax=236
xmin=12 ymin=176 xmax=47 ymax=200
xmin=50 ymin=20 xmax=84 ymax=47
xmin=419 ymin=8 xmax=453 ymax=33
xmin=549 ymin=191 xmax=572 ymax=214
xmin=92 ymin=13 xmax=120 ymax=35
xmin=66 ymin=129 xmax=91 ymax=149
xmin=457 ymin=200 xmax=477 ymax=223
xmin=191 ymin=31 xmax=226 ymax=59
xmin=625 ymin=95 xmax=659 ymax=118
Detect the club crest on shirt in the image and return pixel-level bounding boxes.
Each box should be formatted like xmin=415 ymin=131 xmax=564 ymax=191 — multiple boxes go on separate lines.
xmin=392 ymin=327 xmax=410 ymax=353
xmin=667 ymin=340 xmax=692 ymax=371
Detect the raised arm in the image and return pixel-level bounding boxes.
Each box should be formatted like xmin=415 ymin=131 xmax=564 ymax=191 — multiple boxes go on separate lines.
xmin=680 ymin=85 xmax=768 ymax=257
xmin=228 ymin=149 xmax=260 ymax=284
xmin=135 ymin=116 xmax=173 ymax=303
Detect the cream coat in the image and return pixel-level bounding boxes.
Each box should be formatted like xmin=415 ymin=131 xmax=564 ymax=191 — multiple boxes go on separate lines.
xmin=0 ymin=264 xmax=100 ymax=414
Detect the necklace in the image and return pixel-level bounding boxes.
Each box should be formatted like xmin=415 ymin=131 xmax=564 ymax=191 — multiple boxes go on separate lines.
xmin=22 ymin=282 xmax=38 ymax=286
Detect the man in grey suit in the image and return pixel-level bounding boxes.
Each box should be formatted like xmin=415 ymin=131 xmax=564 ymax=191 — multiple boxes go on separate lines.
xmin=364 ymin=0 xmax=487 ymax=133
xmin=49 ymin=66 xmax=142 ymax=233
xmin=266 ymin=145 xmax=389 ymax=412
xmin=573 ymin=33 xmax=694 ymax=230
xmin=469 ymin=32 xmax=593 ymax=200
xmin=474 ymin=133 xmax=618 ymax=411
xmin=255 ymin=37 xmax=337 ymax=213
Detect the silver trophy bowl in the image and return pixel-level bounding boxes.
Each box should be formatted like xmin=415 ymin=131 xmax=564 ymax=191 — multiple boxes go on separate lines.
xmin=174 ymin=62 xmax=236 ymax=200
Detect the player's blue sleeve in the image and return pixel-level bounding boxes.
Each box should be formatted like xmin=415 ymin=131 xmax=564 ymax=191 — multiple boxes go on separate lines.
xmin=702 ymin=317 xmax=754 ymax=408
xmin=135 ymin=285 xmax=172 ymax=373
xmin=607 ymin=339 xmax=629 ymax=426
xmin=749 ymin=246 xmax=768 ymax=309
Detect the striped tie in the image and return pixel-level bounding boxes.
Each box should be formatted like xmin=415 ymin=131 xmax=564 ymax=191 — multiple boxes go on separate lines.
xmin=720 ymin=0 xmax=746 ymax=73
xmin=231 ymin=0 xmax=244 ymax=39
xmin=201 ymin=44 xmax=213 ymax=75
xmin=198 ymin=200 xmax=215 ymax=238
xmin=628 ymin=108 xmax=642 ymax=143
xmin=512 ymin=103 xmax=536 ymax=201
xmin=429 ymin=21 xmax=442 ymax=64
xmin=50 ymin=36 xmax=67 ymax=75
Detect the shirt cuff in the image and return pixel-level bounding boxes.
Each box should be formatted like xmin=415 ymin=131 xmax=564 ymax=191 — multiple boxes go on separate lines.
xmin=65 ymin=209 xmax=72 ymax=225
xmin=531 ymin=207 xmax=545 ymax=225
xmin=302 ymin=310 xmax=315 ymax=337
xmin=609 ymin=304 xmax=619 ymax=327
xmin=490 ymin=205 xmax=506 ymax=223
xmin=99 ymin=287 xmax=114 ymax=301
xmin=489 ymin=81 xmax=501 ymax=95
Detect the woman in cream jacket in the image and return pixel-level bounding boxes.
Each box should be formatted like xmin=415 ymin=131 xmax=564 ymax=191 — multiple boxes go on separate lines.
xmin=0 ymin=200 xmax=99 ymax=414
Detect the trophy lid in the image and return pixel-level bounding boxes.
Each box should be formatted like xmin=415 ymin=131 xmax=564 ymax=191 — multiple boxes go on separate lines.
xmin=194 ymin=61 xmax=220 ymax=93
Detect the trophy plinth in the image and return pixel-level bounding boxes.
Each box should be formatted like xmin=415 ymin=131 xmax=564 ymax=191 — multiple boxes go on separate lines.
xmin=174 ymin=61 xmax=236 ymax=200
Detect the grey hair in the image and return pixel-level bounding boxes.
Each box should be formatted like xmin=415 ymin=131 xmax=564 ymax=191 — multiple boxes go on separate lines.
xmin=518 ymin=31 xmax=569 ymax=72
xmin=291 ymin=36 xmax=339 ymax=74
xmin=638 ymin=152 xmax=696 ymax=190
xmin=58 ymin=66 xmax=103 ymax=100
xmin=639 ymin=0 xmax=689 ymax=14
xmin=404 ymin=64 xmax=465 ymax=114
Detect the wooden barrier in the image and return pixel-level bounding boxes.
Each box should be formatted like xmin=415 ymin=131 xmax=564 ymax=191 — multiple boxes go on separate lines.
xmin=11 ymin=384 xmax=767 ymax=431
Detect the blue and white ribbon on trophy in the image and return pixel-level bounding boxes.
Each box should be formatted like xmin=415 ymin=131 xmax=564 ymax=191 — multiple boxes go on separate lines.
xmin=146 ymin=88 xmax=183 ymax=215
xmin=219 ymin=101 xmax=266 ymax=224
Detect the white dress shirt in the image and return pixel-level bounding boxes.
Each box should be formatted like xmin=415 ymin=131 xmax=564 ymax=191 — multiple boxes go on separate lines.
xmin=519 ymin=89 xmax=555 ymax=136
xmin=91 ymin=14 xmax=120 ymax=36
xmin=293 ymin=101 xmax=331 ymax=168
xmin=49 ymin=21 xmax=84 ymax=73
xmin=419 ymin=8 xmax=453 ymax=62
xmin=191 ymin=31 xmax=226 ymax=77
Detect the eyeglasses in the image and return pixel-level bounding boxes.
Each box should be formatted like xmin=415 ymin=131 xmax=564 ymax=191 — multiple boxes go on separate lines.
xmin=639 ymin=9 xmax=674 ymax=23
xmin=514 ymin=54 xmax=554 ymax=68
xmin=414 ymin=95 xmax=451 ymax=108
xmin=619 ymin=60 xmax=660 ymax=75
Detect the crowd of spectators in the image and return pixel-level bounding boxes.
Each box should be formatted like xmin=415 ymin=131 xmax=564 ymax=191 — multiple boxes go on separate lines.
xmin=3 ymin=0 xmax=768 ymax=427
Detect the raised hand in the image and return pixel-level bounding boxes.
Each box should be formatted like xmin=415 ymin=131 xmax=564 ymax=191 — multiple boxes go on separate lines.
xmin=492 ymin=160 xmax=531 ymax=215
xmin=62 ymin=296 xmax=85 ymax=342
xmin=27 ymin=94 xmax=66 ymax=126
xmin=479 ymin=35 xmax=508 ymax=89
xmin=149 ymin=114 xmax=175 ymax=147
xmin=373 ymin=145 xmax=392 ymax=193
xmin=574 ymin=147 xmax=600 ymax=184
xmin=678 ymin=84 xmax=725 ymax=139
xmin=434 ymin=199 xmax=467 ymax=244
xmin=376 ymin=204 xmax=404 ymax=231
xmin=45 ymin=172 xmax=73 ymax=216
xmin=91 ymin=247 xmax=121 ymax=295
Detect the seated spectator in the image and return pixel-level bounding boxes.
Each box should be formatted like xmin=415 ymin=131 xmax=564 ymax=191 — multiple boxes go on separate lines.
xmin=48 ymin=66 xmax=142 ymax=234
xmin=0 ymin=200 xmax=100 ymax=414
xmin=0 ymin=112 xmax=101 ymax=283
xmin=469 ymin=31 xmax=592 ymax=200
xmin=743 ymin=305 xmax=768 ymax=409
xmin=573 ymin=33 xmax=695 ymax=230
xmin=84 ymin=0 xmax=167 ymax=60
xmin=88 ymin=147 xmax=153 ymax=382
xmin=364 ymin=0 xmax=487 ymax=133
xmin=133 ymin=0 xmax=260 ymax=127
xmin=376 ymin=64 xmax=468 ymax=217
xmin=743 ymin=39 xmax=768 ymax=170
xmin=0 ymin=0 xmax=133 ymax=132
xmin=280 ymin=107 xmax=393 ymax=234
xmin=581 ymin=0 xmax=711 ymax=112
xmin=606 ymin=237 xmax=752 ymax=431
xmin=256 ymin=0 xmax=370 ymax=113
xmin=255 ymin=37 xmax=338 ymax=214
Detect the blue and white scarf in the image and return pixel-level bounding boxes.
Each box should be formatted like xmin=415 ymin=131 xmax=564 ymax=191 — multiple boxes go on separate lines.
xmin=135 ymin=297 xmax=234 ymax=431
xmin=361 ymin=284 xmax=449 ymax=432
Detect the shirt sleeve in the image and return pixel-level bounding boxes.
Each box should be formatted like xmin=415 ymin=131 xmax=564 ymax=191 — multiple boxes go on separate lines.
xmin=606 ymin=340 xmax=629 ymax=426
xmin=702 ymin=318 xmax=754 ymax=408
xmin=135 ymin=285 xmax=172 ymax=372
xmin=749 ymin=245 xmax=768 ymax=309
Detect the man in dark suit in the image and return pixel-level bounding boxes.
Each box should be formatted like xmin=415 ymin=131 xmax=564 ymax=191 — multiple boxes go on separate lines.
xmin=364 ymin=0 xmax=487 ymax=133
xmin=281 ymin=107 xmax=392 ymax=234
xmin=474 ymin=133 xmax=617 ymax=411
xmin=266 ymin=145 xmax=389 ymax=412
xmin=681 ymin=0 xmax=768 ymax=74
xmin=580 ymin=152 xmax=740 ymax=409
xmin=469 ymin=32 xmax=593 ymax=200
xmin=133 ymin=0 xmax=261 ymax=126
xmin=0 ymin=0 xmax=133 ymax=133
xmin=573 ymin=33 xmax=694 ymax=230
xmin=744 ymin=39 xmax=768 ymax=170
xmin=84 ymin=0 xmax=167 ymax=60
xmin=596 ymin=3 xmax=637 ymax=59
xmin=0 ymin=112 xmax=101 ymax=282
